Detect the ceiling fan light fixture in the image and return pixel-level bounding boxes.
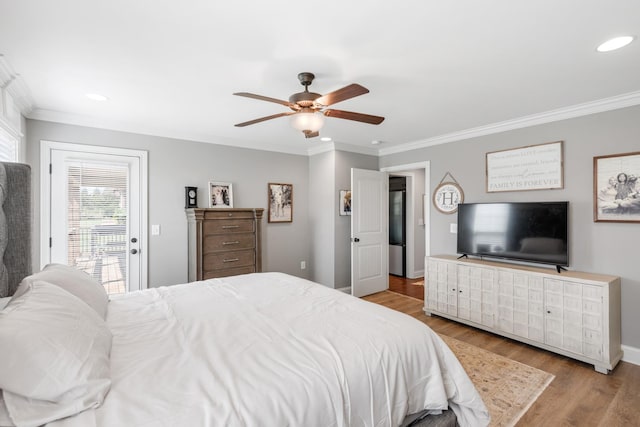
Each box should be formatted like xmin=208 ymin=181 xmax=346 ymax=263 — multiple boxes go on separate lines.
xmin=290 ymin=110 xmax=325 ymax=133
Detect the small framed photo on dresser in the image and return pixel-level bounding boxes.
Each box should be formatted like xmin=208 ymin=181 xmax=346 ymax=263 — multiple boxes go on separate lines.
xmin=208 ymin=181 xmax=233 ymax=208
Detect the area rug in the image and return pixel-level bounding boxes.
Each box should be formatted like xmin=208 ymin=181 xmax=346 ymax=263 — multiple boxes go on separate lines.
xmin=438 ymin=334 xmax=554 ymax=427
xmin=372 ymin=291 xmax=555 ymax=427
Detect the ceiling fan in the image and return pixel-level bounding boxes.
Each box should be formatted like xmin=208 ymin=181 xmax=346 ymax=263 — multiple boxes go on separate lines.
xmin=233 ymin=72 xmax=385 ymax=138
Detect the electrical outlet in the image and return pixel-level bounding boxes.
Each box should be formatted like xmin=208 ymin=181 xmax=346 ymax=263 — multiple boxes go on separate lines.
xmin=151 ymin=224 xmax=161 ymax=235
xmin=450 ymin=223 xmax=457 ymax=234
xmin=300 ymin=261 xmax=306 ymax=270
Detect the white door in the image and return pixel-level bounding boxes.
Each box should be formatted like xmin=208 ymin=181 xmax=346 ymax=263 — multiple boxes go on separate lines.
xmin=42 ymin=142 xmax=147 ymax=294
xmin=351 ymin=168 xmax=388 ymax=297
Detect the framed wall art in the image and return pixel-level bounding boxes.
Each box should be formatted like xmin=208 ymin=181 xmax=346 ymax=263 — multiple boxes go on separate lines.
xmin=593 ymin=151 xmax=640 ymax=223
xmin=268 ymin=183 xmax=292 ymax=223
xmin=486 ymin=141 xmax=564 ymax=192
xmin=339 ymin=190 xmax=351 ymax=216
xmin=208 ymin=181 xmax=233 ymax=208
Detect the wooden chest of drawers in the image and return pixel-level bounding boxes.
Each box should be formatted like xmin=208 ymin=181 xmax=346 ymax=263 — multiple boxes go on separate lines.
xmin=186 ymin=208 xmax=264 ymax=281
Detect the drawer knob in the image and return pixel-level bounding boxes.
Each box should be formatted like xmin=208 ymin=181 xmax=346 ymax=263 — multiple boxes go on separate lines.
xmin=222 ymin=241 xmax=240 ymax=245
xmin=223 ymin=258 xmax=239 ymax=263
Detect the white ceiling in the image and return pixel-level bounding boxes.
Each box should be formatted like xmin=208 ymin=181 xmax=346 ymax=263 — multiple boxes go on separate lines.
xmin=1 ymin=0 xmax=639 ymax=156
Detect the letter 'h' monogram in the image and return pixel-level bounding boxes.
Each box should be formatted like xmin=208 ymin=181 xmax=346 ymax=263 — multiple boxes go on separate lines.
xmin=442 ymin=191 xmax=454 ymax=205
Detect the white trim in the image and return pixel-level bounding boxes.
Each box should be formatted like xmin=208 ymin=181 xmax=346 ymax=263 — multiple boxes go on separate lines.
xmin=622 ymin=344 xmax=640 ymax=367
xmin=27 ymin=90 xmax=640 ymax=158
xmin=28 ymin=108 xmax=312 ymax=156
xmin=0 ymin=55 xmax=34 ymax=115
xmin=336 ymin=286 xmax=351 ymax=293
xmin=40 ymin=140 xmax=149 ymax=289
xmin=378 ymin=90 xmax=640 ymax=156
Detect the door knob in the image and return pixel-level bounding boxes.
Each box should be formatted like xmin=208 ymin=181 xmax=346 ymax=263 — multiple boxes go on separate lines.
xmin=131 ymin=237 xmax=138 ymax=243
xmin=352 ymin=237 xmax=360 ymax=242
xmin=130 ymin=249 xmax=138 ymax=255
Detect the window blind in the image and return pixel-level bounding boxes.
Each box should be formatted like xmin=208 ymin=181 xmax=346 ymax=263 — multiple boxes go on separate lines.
xmin=66 ymin=161 xmax=129 ymax=294
xmin=0 ymin=128 xmax=17 ymax=162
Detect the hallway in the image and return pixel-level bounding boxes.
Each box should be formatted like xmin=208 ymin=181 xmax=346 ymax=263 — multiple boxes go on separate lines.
xmin=388 ymin=275 xmax=424 ymax=300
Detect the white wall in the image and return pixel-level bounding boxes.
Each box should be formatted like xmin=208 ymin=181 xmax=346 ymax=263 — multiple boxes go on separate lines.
xmin=379 ymin=105 xmax=640 ymax=350
xmin=26 ymin=119 xmax=311 ymax=287
xmin=309 ymin=151 xmax=335 ymax=286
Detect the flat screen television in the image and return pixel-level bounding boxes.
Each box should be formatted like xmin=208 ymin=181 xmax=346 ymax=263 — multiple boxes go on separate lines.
xmin=456 ymin=201 xmax=569 ymax=268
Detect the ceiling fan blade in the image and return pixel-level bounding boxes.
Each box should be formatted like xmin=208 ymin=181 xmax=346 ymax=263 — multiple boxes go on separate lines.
xmin=323 ymin=109 xmax=385 ymax=125
xmin=233 ymin=92 xmax=298 ymax=109
xmin=314 ymin=84 xmax=369 ymax=106
xmin=234 ymin=112 xmax=294 ymax=127
xmin=304 ymin=130 xmax=320 ymax=139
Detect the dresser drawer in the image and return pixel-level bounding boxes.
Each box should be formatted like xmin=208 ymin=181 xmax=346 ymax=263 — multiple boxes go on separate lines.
xmin=203 ymin=233 xmax=255 ymax=252
xmin=203 ymin=219 xmax=255 ymax=234
xmin=204 ymin=249 xmax=255 ymax=270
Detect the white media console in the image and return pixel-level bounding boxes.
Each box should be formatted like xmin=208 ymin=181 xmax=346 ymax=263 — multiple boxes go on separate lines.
xmin=424 ymin=255 xmax=622 ymax=374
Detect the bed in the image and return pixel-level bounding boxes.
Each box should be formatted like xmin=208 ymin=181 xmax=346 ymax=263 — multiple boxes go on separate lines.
xmin=0 ymin=162 xmax=489 ymax=427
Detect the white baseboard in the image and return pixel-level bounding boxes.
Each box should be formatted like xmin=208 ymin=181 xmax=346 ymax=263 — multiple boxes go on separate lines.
xmin=336 ymin=286 xmax=351 ymax=294
xmin=622 ymin=344 xmax=640 ymax=366
xmin=407 ymin=270 xmax=425 ymax=280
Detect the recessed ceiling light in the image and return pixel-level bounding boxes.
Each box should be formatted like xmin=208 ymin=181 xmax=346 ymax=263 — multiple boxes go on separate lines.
xmin=597 ymin=36 xmax=635 ymax=52
xmin=320 ymin=137 xmax=332 ymax=142
xmin=85 ymin=93 xmax=109 ymax=101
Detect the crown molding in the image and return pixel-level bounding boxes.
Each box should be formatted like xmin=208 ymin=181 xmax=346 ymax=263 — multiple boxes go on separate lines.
xmin=27 ymin=108 xmax=312 ymax=156
xmin=378 ymin=90 xmax=640 ymax=156
xmin=0 ymin=55 xmax=34 ymax=115
xmin=25 ymin=89 xmax=640 ymax=158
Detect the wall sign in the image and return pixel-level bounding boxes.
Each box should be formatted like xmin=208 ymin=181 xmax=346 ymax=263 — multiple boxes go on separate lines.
xmin=432 ymin=172 xmax=464 ymax=214
xmin=486 ymin=141 xmax=564 ymax=192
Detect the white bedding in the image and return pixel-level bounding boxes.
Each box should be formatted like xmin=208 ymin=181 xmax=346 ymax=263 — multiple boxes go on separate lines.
xmin=49 ymin=272 xmax=489 ymax=427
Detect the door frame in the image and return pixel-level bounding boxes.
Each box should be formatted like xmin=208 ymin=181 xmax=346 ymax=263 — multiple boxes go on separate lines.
xmin=380 ymin=161 xmax=431 ymax=277
xmin=40 ymin=140 xmax=149 ymax=289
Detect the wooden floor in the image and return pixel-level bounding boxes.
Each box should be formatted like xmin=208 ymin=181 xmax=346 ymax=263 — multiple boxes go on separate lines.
xmin=368 ymin=278 xmax=640 ymax=427
xmin=388 ymin=274 xmax=424 ymax=300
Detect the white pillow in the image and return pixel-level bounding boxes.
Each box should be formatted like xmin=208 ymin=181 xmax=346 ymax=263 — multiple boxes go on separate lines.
xmin=0 ymin=297 xmax=10 ymax=311
xmin=0 ymin=281 xmax=112 ymax=427
xmin=15 ymin=264 xmax=108 ymax=319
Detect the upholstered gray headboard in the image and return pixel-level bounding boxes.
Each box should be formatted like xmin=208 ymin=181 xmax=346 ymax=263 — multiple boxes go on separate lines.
xmin=0 ymin=162 xmax=32 ymax=297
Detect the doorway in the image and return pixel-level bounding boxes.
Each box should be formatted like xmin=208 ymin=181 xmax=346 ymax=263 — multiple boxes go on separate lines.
xmin=41 ymin=141 xmax=148 ymax=294
xmin=389 ymin=176 xmax=407 ymax=277
xmin=381 ymin=162 xmax=430 ymax=299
